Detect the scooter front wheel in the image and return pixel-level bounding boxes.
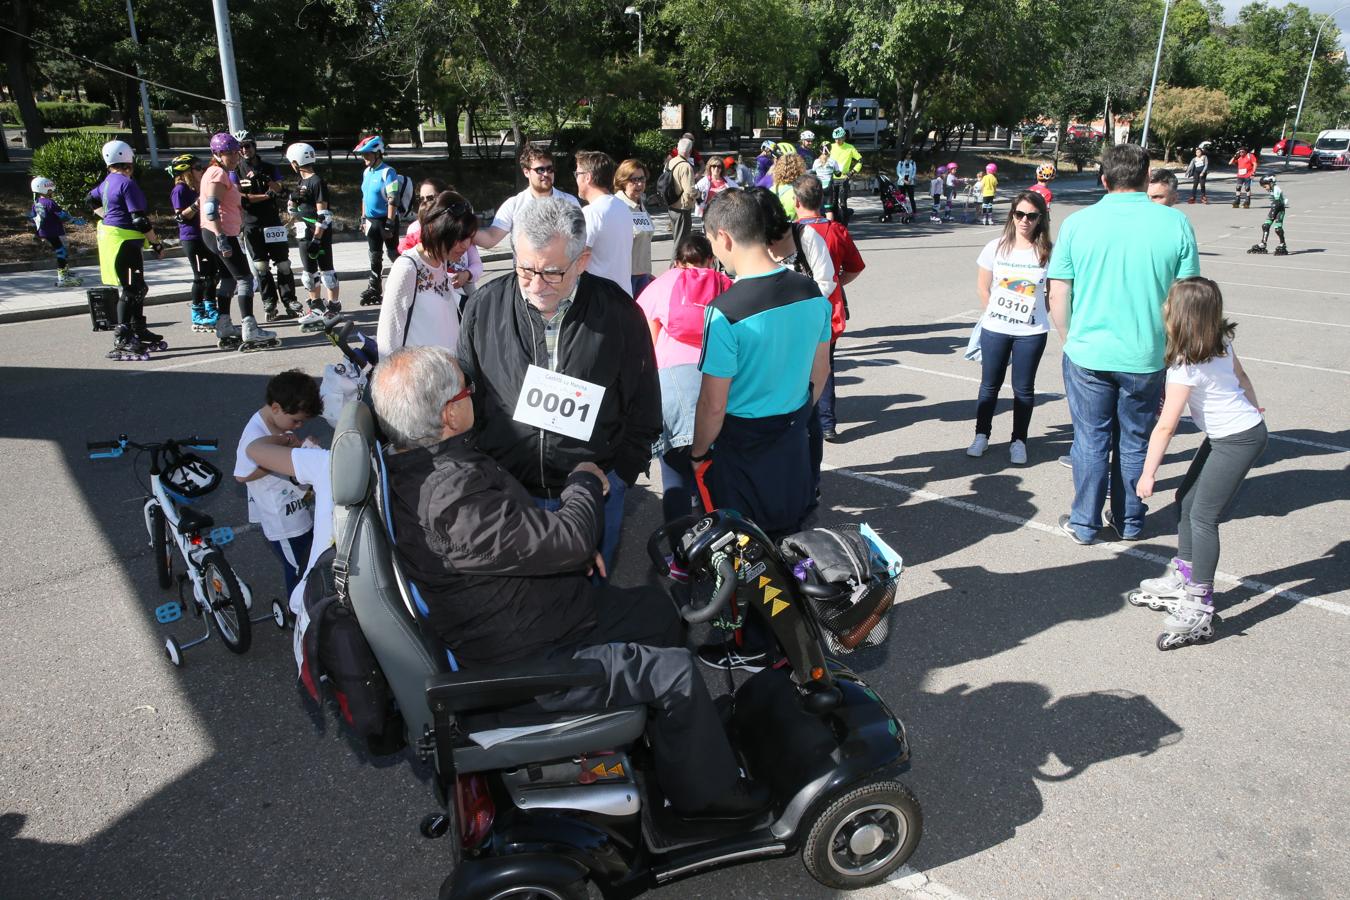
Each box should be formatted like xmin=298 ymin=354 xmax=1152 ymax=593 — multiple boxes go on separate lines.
xmin=802 ymin=779 xmax=923 ymax=889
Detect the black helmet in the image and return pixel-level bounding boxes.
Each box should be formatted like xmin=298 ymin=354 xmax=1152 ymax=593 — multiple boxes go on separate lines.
xmin=163 ymin=449 xmax=222 ymax=499
xmin=1258 ymin=175 xmax=1276 ymax=188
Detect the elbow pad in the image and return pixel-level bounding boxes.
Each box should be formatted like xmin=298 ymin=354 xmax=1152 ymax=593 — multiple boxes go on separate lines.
xmin=317 ymin=209 xmax=333 ymax=229
xmin=204 ymin=197 xmax=220 ymax=222
xmin=130 ymin=212 xmax=152 ymax=233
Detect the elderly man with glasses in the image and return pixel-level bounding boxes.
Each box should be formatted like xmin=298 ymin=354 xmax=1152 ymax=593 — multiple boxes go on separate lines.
xmin=475 ymin=145 xmax=580 ymax=254
xmin=458 ymin=197 xmax=659 ymax=574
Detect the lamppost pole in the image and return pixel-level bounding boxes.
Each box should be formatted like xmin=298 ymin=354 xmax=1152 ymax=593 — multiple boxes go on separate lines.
xmin=624 ymin=6 xmax=643 ymax=57
xmin=1140 ymin=0 xmax=1173 ymax=150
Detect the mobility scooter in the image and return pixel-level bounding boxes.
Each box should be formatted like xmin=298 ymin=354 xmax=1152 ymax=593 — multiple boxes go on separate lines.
xmin=325 ymin=401 xmax=922 ymax=898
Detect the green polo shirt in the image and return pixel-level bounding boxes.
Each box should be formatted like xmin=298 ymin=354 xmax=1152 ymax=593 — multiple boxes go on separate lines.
xmin=1047 ymin=192 xmax=1200 ymax=373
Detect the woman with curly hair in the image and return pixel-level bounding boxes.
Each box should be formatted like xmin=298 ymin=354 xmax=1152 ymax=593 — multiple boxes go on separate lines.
xmin=771 ymin=152 xmax=807 ymax=222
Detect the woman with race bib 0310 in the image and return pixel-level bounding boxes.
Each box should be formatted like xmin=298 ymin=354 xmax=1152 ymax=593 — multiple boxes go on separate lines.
xmin=967 ymin=190 xmax=1052 ymax=466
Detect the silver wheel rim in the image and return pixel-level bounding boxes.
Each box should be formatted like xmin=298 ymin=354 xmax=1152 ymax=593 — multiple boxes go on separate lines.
xmin=273 ymin=602 xmax=286 ymax=628
xmin=206 ymin=563 xmax=241 ymax=643
xmin=486 ymin=889 xmax=570 ymax=900
xmin=826 ymin=801 xmax=907 ymax=878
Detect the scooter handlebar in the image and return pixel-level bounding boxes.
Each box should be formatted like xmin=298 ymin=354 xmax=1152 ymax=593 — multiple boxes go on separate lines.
xmin=679 ymin=554 xmax=737 ymax=624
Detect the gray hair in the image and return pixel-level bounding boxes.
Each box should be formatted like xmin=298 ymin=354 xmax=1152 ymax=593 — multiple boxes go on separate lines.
xmin=677 ymin=137 xmax=693 ymax=157
xmin=516 ymin=196 xmax=586 ymax=260
xmin=370 ymin=345 xmax=464 ymax=449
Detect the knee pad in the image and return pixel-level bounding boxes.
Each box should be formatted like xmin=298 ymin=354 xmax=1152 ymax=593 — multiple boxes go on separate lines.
xmin=275 ymin=259 xmax=293 ymax=278
xmin=301 ymin=270 xmax=316 ymax=292
xmin=251 ymin=256 xmax=269 ymax=276
xmin=321 ymin=271 xmax=339 ymax=291
xmin=234 ymin=280 xmax=252 ymax=301
xmin=1261 ymin=223 xmax=1271 ymax=237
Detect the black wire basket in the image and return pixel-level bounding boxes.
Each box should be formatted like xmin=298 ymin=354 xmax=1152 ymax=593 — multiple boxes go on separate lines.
xmin=781 ymin=523 xmax=902 ymax=655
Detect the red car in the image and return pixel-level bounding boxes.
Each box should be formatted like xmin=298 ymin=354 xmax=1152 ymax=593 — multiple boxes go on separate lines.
xmin=1066 ymin=124 xmax=1104 ymax=140
xmin=1273 ymin=138 xmax=1312 ymax=158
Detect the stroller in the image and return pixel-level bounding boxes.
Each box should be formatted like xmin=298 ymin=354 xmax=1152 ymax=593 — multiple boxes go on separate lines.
xmin=318 ymin=319 xmax=380 ymax=427
xmin=877 ymin=173 xmax=913 ymax=224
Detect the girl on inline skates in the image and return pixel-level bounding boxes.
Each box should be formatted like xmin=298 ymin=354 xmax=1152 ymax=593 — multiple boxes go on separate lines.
xmin=87 ymin=140 xmax=165 ymax=360
xmin=1134 ymin=277 xmax=1267 ymax=650
xmin=168 ymin=155 xmax=220 ymax=333
xmin=30 ymin=176 xmax=85 ymax=289
xmin=286 ymin=142 xmax=343 ymax=332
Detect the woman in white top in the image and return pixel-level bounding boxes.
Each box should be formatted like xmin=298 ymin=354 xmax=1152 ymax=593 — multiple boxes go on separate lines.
xmin=1136 ymin=277 xmax=1266 ymax=649
xmin=616 ymin=158 xmax=655 ymax=297
xmin=967 ymin=190 xmax=1052 ymax=465
xmin=694 ymin=156 xmax=739 ymax=217
xmin=377 ymin=191 xmax=478 ymax=358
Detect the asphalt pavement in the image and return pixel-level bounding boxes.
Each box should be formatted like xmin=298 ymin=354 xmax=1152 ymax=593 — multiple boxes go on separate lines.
xmin=1 ymin=166 xmax=1347 ymax=900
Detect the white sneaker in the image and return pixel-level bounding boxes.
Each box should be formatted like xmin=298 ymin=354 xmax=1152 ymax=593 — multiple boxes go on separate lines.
xmin=1009 ymin=440 xmax=1028 ymax=465
xmin=966 ymin=435 xmax=989 ymax=457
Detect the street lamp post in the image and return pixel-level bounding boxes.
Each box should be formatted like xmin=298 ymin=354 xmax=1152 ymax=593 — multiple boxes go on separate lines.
xmin=1285 ymin=5 xmax=1349 ymax=167
xmin=125 ymin=0 xmax=160 ymax=167
xmin=1139 ymin=0 xmax=1173 ymax=151
xmin=624 ymin=6 xmax=643 ymax=57
xmin=211 ymin=0 xmax=247 ymax=134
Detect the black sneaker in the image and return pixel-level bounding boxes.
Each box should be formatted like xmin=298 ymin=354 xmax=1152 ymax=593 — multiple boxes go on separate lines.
xmin=822 ymin=428 xmax=843 ymax=443
xmin=1057 ymin=515 xmax=1093 ymax=546
xmin=696 ymin=643 xmax=767 ymax=673
xmin=1103 ymin=509 xmax=1141 ymax=541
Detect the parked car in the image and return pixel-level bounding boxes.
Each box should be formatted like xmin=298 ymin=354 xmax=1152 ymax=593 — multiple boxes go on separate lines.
xmin=1066 ymin=124 xmax=1104 ymax=140
xmin=1273 ymin=138 xmax=1312 ymax=159
xmin=1309 ymin=130 xmax=1350 ymax=169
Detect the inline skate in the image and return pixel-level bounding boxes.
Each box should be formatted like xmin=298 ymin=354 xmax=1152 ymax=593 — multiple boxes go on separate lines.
xmin=238 ymin=315 xmax=281 ymax=352
xmin=1273 ymin=244 xmax=1289 ymax=256
xmin=358 ymin=285 xmax=381 ymax=307
xmin=133 ymin=316 xmax=168 ymax=352
xmin=298 ymin=302 xmax=341 ymax=334
xmin=215 ymin=313 xmax=242 ymax=350
xmin=55 ymin=268 xmax=84 ymax=288
xmin=190 ymin=300 xmax=218 ymax=332
xmin=106 ymin=324 xmax=149 ymax=361
xmin=1247 ymin=242 xmax=1267 ymax=254
xmin=1128 ymin=557 xmax=1191 ymax=612
xmin=1156 ymin=583 xmax=1218 ymax=651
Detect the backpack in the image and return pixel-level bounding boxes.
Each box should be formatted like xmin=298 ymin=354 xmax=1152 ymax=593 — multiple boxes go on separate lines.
xmin=390 ymin=172 xmax=416 ymax=222
xmin=664 ymin=268 xmax=726 ymax=347
xmin=299 ymin=543 xmax=406 ymax=755
xmin=656 ymin=156 xmax=688 ymax=206
xmin=790 ymin=223 xmax=814 ymax=282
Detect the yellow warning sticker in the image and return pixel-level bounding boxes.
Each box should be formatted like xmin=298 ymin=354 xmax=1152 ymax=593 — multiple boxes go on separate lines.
xmin=591 ymin=762 xmax=607 ymax=777
xmin=607 ymin=762 xmax=625 ymax=777
xmin=760 ymin=580 xmax=789 ymax=616
xmin=762 ymin=585 xmax=782 ymax=605
xmin=771 ymin=598 xmax=790 ymax=617
xmin=758 ymin=576 xmax=771 ymax=589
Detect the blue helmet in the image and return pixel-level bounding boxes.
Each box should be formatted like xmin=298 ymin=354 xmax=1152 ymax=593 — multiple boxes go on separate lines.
xmin=353 ymin=135 xmax=385 ymax=155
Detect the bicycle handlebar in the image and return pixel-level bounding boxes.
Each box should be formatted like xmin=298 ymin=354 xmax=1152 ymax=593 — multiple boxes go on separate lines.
xmin=86 ymin=435 xmax=218 ymax=459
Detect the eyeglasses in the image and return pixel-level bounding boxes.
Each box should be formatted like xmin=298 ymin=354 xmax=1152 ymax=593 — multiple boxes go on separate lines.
xmin=628 ymin=176 xmax=648 ymax=183
xmin=529 ymin=165 xmax=555 ymax=175
xmin=1012 ymin=210 xmax=1042 ymax=222
xmin=447 ymin=380 xmax=474 ymax=404
xmin=516 ymin=258 xmax=578 ymax=285
xmin=574 ymin=170 xmax=591 ymax=180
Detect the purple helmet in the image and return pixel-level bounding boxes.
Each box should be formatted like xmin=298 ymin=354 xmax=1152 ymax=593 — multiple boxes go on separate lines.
xmin=210 ymin=132 xmax=242 ymax=154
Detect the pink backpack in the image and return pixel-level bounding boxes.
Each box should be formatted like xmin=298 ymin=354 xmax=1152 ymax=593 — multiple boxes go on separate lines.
xmin=663 ymin=267 xmax=729 ymax=347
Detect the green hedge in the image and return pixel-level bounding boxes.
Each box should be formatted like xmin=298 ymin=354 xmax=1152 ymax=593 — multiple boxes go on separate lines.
xmin=29 ymin=132 xmax=144 ymax=210
xmin=1 ymin=101 xmax=112 ymax=128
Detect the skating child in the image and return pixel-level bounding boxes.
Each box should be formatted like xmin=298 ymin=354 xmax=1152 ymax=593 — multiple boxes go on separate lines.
xmin=1029 ymin=164 xmax=1055 ymax=206
xmin=285 ymin=142 xmax=342 ymax=332
xmin=234 ymin=369 xmax=324 ymax=599
xmin=167 ymin=154 xmax=219 ymax=332
xmin=29 ymin=176 xmax=85 ymax=288
xmin=1248 ymin=176 xmax=1288 ymax=255
xmin=86 ymin=140 xmax=165 ymax=360
xmin=944 ymin=162 xmax=960 ymax=219
xmin=929 ymin=168 xmax=946 ymax=223
xmin=978 ymin=163 xmax=998 ymax=225
xmin=1135 ymin=277 xmax=1266 ymax=650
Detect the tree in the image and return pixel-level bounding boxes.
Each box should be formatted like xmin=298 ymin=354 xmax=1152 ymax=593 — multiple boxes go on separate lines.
xmin=1149 ymin=84 xmax=1228 ymax=159
xmin=3 ymin=0 xmax=48 ymax=147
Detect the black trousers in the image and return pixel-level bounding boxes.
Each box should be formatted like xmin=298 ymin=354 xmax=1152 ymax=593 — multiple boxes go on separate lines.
xmin=537 ymin=587 xmax=742 ymax=814
xmin=111 ymin=239 xmax=146 ymax=325
xmin=364 ymin=216 xmax=399 ymax=290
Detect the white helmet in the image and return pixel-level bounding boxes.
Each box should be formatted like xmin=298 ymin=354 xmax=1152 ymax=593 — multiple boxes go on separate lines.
xmin=800 ymin=130 xmax=815 ymax=142
xmin=285 ymin=142 xmax=317 ymax=167
xmin=233 ymin=129 xmax=253 ymax=144
xmin=30 ymin=176 xmax=55 ymax=195
xmin=101 ymin=139 xmax=135 ymax=166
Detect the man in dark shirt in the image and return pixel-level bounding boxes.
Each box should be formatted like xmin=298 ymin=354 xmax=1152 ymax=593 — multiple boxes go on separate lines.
xmin=233 ymin=133 xmax=301 ymax=320
xmin=372 ymin=345 xmax=766 ymax=819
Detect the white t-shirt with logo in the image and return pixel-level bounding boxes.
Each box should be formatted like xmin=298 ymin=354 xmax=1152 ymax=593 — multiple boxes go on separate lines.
xmin=1166 ymin=344 xmax=1262 ymax=439
xmin=976 ymin=238 xmax=1050 ymax=337
xmin=582 ymin=192 xmax=635 ymax=296
xmin=234 ymin=412 xmax=314 ymax=541
xmin=287 ymin=446 xmax=333 ymax=672
xmin=491 ymin=187 xmax=580 ymax=253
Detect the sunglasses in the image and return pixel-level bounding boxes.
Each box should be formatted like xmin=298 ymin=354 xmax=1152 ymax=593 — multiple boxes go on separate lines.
xmin=529 ymin=165 xmax=555 ymax=175
xmin=1012 ymin=210 xmax=1042 ymax=221
xmin=447 ymin=380 xmax=474 ymax=404
xmin=419 ymin=194 xmax=438 ymax=203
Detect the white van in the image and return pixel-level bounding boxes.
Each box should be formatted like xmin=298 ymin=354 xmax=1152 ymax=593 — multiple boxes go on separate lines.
xmin=1309 ymin=129 xmax=1350 ymax=169
xmin=811 ymin=98 xmax=890 ymax=148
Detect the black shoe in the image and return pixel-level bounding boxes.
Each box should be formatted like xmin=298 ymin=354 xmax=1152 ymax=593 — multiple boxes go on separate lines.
xmin=676 ymin=779 xmax=772 ymax=821
xmin=822 ymin=428 xmax=842 ymax=443
xmin=1103 ymin=509 xmax=1141 ymax=541
xmin=696 ymin=642 xmax=767 ymax=673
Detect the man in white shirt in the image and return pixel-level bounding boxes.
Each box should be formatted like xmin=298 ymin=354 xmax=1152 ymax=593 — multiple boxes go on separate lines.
xmin=575 ymin=150 xmax=634 ymax=296
xmin=475 ymin=146 xmax=580 ymax=252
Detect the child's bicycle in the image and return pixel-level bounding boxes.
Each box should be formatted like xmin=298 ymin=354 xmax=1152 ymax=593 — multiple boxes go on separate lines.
xmin=87 ymin=434 xmax=287 ymax=666
xmin=960 ymin=180 xmax=981 ymax=223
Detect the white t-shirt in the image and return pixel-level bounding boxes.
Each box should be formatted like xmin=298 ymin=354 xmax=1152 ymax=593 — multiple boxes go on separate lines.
xmin=1166 ymin=344 xmax=1262 ymax=439
xmin=377 ymin=250 xmax=458 ymax=359
xmin=491 ymin=187 xmax=580 ymax=254
xmin=976 ymin=238 xmax=1050 ymax=336
xmin=234 ymin=412 xmax=314 ymax=541
xmin=620 ymin=193 xmax=655 ymax=276
xmin=582 ymin=192 xmax=635 ymax=296
xmin=287 ymin=447 xmax=333 ymax=672
xmin=792 ymin=224 xmax=837 ymax=301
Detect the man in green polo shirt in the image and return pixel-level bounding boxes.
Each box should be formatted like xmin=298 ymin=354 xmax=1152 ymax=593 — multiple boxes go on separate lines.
xmin=1048 ymin=142 xmax=1199 ymax=544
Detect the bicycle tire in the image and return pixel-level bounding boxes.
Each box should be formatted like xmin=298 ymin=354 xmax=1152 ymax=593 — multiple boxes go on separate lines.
xmin=149 ymin=504 xmax=173 ymax=589
xmin=201 ymin=550 xmax=251 ymax=654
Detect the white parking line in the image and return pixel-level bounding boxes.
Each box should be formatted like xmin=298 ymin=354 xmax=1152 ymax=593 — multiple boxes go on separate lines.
xmin=886 ymin=866 xmax=974 ymax=899
xmin=1227 ymin=310 xmax=1350 ymax=328
xmin=1218 ymin=260 xmax=1350 ymax=275
xmin=1219 ymin=281 xmax=1344 ymax=296
xmin=826 ymin=464 xmax=1350 ymax=617
xmin=1241 ymin=356 xmax=1350 ymax=376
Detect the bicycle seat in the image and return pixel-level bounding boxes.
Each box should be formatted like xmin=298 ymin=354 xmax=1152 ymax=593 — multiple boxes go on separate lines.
xmin=175 ymin=506 xmax=214 ymax=535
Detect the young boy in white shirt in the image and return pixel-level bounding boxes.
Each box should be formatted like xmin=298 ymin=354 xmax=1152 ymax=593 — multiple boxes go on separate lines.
xmin=234 ymin=370 xmax=323 ymax=598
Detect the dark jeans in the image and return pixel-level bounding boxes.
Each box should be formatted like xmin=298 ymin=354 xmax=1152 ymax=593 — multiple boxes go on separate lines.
xmin=539 ymin=587 xmax=743 ymax=814
xmin=267 ymin=530 xmax=314 ymax=599
xmin=659 ymin=446 xmax=696 ymax=527
xmin=364 ymin=216 xmax=399 ymax=290
xmin=533 ymin=471 xmax=628 ymax=578
xmin=975 ymin=328 xmax=1048 ymax=441
xmin=1191 ymin=171 xmax=1208 ymax=200
xmin=1176 ymin=421 xmax=1267 ymax=584
xmin=816 ymin=342 xmax=839 ymax=431
xmin=1062 ymin=356 xmax=1165 ymax=540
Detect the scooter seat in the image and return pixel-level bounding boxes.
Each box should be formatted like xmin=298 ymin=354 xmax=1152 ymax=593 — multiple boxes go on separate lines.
xmin=454 ymin=706 xmax=647 ymax=774
xmin=174 ymin=506 xmax=214 ymax=534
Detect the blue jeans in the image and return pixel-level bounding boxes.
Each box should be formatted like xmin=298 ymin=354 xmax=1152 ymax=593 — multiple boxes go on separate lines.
xmin=816 ymin=342 xmax=838 ymax=431
xmin=975 ymin=329 xmax=1047 ymax=441
xmin=533 ymin=471 xmax=628 ymax=578
xmin=268 ymin=531 xmax=314 ymax=599
xmin=659 ymin=447 xmax=696 ymax=526
xmin=1062 ymin=356 xmax=1164 ymax=540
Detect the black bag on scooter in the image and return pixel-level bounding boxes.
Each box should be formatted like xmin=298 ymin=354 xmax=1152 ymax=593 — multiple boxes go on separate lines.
xmin=780 ymin=525 xmax=900 ymax=654
xmin=300 ymin=545 xmax=406 ymax=755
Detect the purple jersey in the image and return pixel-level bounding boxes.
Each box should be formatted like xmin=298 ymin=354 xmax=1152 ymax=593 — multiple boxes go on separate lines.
xmin=86 ymin=172 xmax=148 ymax=231
xmin=32 ymin=196 xmax=66 ymax=239
xmin=170 ymin=182 xmax=201 ymax=241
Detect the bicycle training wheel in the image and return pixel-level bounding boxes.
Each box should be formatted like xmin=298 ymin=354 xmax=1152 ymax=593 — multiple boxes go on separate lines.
xmin=201 ymin=550 xmax=251 ymax=654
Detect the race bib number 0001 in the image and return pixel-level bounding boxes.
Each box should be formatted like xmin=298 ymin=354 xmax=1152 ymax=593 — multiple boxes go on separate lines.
xmin=512 ymin=365 xmax=606 ymax=442
xmin=990 ymin=284 xmax=1036 ymax=325
xmin=263 ymin=225 xmax=288 ymax=244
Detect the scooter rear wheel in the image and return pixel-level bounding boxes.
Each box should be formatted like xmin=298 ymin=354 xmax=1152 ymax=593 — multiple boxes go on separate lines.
xmin=802 ymin=779 xmax=923 ymax=889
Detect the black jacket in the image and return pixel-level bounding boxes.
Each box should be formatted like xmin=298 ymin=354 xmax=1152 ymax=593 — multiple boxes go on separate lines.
xmin=384 ymin=433 xmax=604 ymax=667
xmin=458 ymin=271 xmax=660 ymax=497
